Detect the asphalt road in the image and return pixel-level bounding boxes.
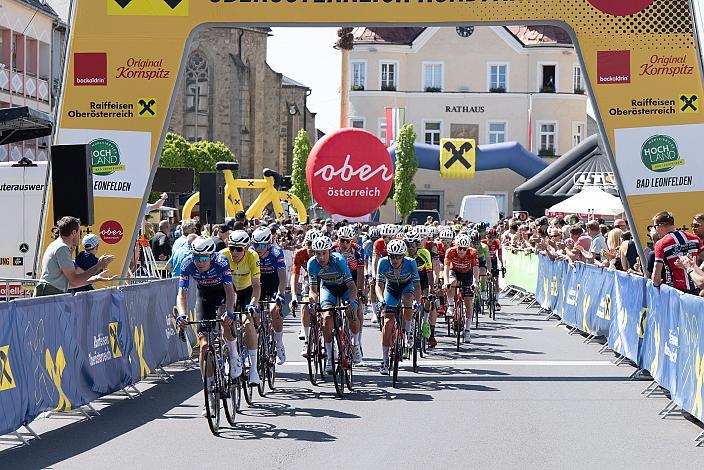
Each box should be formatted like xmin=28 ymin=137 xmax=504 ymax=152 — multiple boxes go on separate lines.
xmin=2 ymin=298 xmax=703 ymax=469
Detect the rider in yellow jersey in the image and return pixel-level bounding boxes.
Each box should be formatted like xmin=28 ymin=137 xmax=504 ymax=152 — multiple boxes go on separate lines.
xmin=405 ymin=231 xmax=436 ymax=348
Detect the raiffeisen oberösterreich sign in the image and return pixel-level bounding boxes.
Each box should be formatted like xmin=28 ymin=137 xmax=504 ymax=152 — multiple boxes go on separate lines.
xmin=41 ymin=0 xmax=704 ymax=274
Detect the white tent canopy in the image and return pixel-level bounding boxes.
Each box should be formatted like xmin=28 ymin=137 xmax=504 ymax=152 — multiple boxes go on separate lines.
xmin=546 ymin=186 xmax=624 ymax=218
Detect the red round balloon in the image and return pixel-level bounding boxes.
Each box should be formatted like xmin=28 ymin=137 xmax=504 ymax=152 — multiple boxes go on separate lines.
xmin=587 ymin=0 xmax=655 ymax=16
xmin=306 ymin=128 xmax=394 ymax=218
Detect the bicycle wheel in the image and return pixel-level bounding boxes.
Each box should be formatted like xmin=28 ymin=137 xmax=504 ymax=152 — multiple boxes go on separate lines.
xmin=474 ymin=294 xmax=481 ymax=330
xmin=203 ymin=348 xmax=221 ymax=435
xmin=412 ymin=317 xmax=419 ymax=373
xmin=267 ymin=328 xmax=277 ymax=390
xmin=343 ymin=330 xmax=354 ymax=392
xmin=331 ymin=327 xmax=345 ymax=398
xmin=417 ymin=312 xmax=425 ymax=360
xmin=256 ymin=334 xmax=267 ymax=397
xmin=221 ymin=351 xmax=238 ymax=426
xmin=488 ymin=282 xmax=496 ymax=320
xmin=392 ymin=323 xmax=401 ymax=388
xmin=307 ymin=323 xmax=319 ymax=386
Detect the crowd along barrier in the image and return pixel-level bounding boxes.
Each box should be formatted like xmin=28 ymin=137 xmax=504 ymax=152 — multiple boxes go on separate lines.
xmin=0 ymin=278 xmax=197 ymax=438
xmin=512 ymin=251 xmax=704 ymax=426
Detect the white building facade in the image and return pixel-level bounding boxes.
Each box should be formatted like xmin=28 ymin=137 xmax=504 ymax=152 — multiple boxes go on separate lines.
xmin=348 ymin=26 xmax=589 ymax=220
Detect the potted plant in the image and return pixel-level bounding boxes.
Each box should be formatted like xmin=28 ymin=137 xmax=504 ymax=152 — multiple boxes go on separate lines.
xmin=381 ymin=84 xmax=396 ymax=91
xmin=489 ymin=86 xmax=506 ymax=93
xmin=425 ymin=86 xmax=441 ymax=92
xmin=538 ymin=147 xmax=556 ymax=157
xmin=351 ymin=84 xmax=365 ymax=91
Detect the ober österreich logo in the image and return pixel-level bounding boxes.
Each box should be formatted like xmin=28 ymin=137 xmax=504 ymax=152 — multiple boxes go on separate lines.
xmin=641 ymin=135 xmax=684 ymax=173
xmin=587 ymin=0 xmax=655 ymax=16
xmin=74 ymin=53 xmax=107 ymax=86
xmin=306 ymin=128 xmax=394 ymax=218
xmin=100 ymin=220 xmax=124 ymax=244
xmin=597 ymin=51 xmax=630 ymax=85
xmin=90 ymin=138 xmax=125 ymax=176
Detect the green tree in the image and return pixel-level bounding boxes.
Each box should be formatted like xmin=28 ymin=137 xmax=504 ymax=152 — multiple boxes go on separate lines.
xmin=291 ymin=129 xmax=312 ymax=208
xmin=394 ymin=124 xmax=418 ymax=219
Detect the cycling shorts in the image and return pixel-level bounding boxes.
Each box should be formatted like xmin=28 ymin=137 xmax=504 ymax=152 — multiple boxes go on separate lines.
xmin=491 ymin=266 xmax=500 ymax=278
xmin=418 ymin=270 xmax=429 ymax=292
xmin=261 ymin=272 xmax=280 ymax=300
xmin=449 ymin=270 xmax=474 ymax=298
xmin=320 ymin=283 xmax=351 ymax=309
xmin=196 ymin=286 xmax=226 ymax=334
xmin=478 ymin=257 xmax=487 ymax=270
xmin=235 ymin=285 xmax=253 ymax=312
xmin=384 ymin=282 xmax=416 ymax=309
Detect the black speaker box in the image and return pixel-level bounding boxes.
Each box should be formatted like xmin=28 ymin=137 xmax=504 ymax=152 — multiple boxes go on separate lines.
xmin=199 ymin=172 xmax=225 ymax=225
xmin=50 ymin=144 xmax=94 ymax=226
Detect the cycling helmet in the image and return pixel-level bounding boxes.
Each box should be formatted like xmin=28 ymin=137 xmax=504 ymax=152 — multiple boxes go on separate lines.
xmin=455 ymin=234 xmax=471 ymax=248
xmin=427 ymin=226 xmax=438 ymax=237
xmin=311 ymin=236 xmax=333 ymax=251
xmin=251 ymin=226 xmax=273 ymax=244
xmin=379 ymin=224 xmax=396 ymax=237
xmin=470 ymin=230 xmax=482 ymax=244
xmin=337 ymin=225 xmax=356 ymax=240
xmin=488 ymin=228 xmax=497 ymax=238
xmin=82 ymin=234 xmax=100 ymax=250
xmin=304 ymin=229 xmax=322 ymax=243
xmin=414 ymin=225 xmax=428 ymax=238
xmin=387 ymin=239 xmax=407 ymax=256
xmin=191 ymin=236 xmax=217 ymax=255
xmin=228 ymin=230 xmax=250 ymax=247
xmin=439 ymin=228 xmax=454 ymax=240
xmin=477 ymin=222 xmax=488 ymax=232
xmin=404 ymin=231 xmax=422 ymax=244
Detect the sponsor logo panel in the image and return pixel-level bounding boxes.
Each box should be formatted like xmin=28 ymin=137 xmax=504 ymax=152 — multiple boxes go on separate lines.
xmin=100 ymin=220 xmax=124 ymax=244
xmin=74 ymin=53 xmax=107 ymax=87
xmin=597 ymin=50 xmax=630 ymax=85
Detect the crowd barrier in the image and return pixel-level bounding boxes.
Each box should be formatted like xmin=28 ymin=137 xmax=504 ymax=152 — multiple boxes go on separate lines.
xmin=0 ymin=278 xmax=198 ymax=439
xmin=505 ymin=250 xmax=704 ymax=426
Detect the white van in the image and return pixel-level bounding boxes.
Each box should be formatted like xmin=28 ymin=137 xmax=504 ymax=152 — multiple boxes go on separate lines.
xmin=459 ymin=195 xmax=500 ymax=225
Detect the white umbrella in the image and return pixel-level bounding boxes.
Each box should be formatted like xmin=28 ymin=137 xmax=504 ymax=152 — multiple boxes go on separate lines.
xmin=546 ymin=186 xmax=624 ymax=218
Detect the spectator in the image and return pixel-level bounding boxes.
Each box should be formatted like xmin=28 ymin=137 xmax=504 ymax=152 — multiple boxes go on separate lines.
xmin=587 ymin=220 xmax=607 ymax=258
xmin=35 ymin=217 xmax=115 ymax=297
xmin=614 ymin=218 xmax=628 ymax=231
xmin=166 ymin=233 xmax=198 ymax=276
xmin=212 ymin=223 xmax=230 ymax=251
xmin=599 ymin=224 xmax=609 ymax=237
xmin=691 ymin=213 xmax=704 ymax=242
xmin=569 ymin=226 xmax=584 ymax=244
xmin=70 ymin=234 xmax=101 ymax=293
xmin=651 ymin=211 xmax=703 ymax=293
xmin=172 ymin=219 xmax=196 ymax=252
xmin=676 ymin=256 xmax=704 ymax=295
xmin=150 ymin=220 xmax=172 ymax=261
xmin=619 ymin=231 xmax=639 ymax=273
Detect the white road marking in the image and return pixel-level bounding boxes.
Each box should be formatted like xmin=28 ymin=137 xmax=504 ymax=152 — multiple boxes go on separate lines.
xmin=279 ymin=360 xmax=613 ymax=367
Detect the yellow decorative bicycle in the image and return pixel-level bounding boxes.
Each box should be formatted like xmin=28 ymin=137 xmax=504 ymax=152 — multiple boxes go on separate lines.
xmin=181 ymin=163 xmax=308 ymax=223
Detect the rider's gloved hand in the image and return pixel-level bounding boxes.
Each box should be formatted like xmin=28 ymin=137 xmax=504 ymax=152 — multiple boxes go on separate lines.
xmin=176 ymin=315 xmax=187 ymax=330
xmin=221 ymin=311 xmax=235 ymax=324
xmin=375 ymin=300 xmax=385 ymax=312
xmin=275 ymin=292 xmax=286 ymax=304
xmin=349 ymin=299 xmax=359 ymax=310
xmin=245 ymin=303 xmax=259 ymax=315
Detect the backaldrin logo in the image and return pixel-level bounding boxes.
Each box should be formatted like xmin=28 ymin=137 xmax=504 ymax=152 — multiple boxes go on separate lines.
xmin=597 ymin=51 xmax=631 ymax=85
xmin=74 ymin=53 xmax=107 ymax=87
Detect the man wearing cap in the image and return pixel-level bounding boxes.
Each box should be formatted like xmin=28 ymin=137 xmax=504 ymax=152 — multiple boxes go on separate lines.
xmin=71 ymin=234 xmax=101 ymax=293
xmin=212 ymin=223 xmax=230 ymax=252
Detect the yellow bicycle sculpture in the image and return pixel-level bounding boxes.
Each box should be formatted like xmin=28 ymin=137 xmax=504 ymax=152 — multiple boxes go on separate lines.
xmin=181 ymin=162 xmax=308 ymax=223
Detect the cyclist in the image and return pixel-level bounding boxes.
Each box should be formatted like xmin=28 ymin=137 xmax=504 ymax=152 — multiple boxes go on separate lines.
xmin=333 ymin=225 xmax=366 ymax=352
xmin=251 ymin=226 xmax=287 ymax=365
xmin=404 ymin=231 xmax=436 ymax=348
xmin=362 ymin=226 xmax=377 ymax=321
xmin=291 ymin=229 xmax=320 ymax=356
xmin=444 ymin=234 xmax=479 ymax=343
xmin=371 ymin=224 xmax=395 ymax=324
xmin=483 ymin=228 xmax=503 ymax=311
xmin=307 ymin=236 xmax=360 ymax=371
xmin=218 ymin=230 xmax=261 ymax=384
xmin=375 ymin=239 xmax=421 ymax=375
xmin=470 ymin=230 xmax=492 ymax=305
xmin=175 ymin=237 xmax=253 ymax=417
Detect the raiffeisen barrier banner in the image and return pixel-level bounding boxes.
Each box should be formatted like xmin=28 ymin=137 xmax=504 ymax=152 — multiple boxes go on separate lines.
xmin=41 ymin=0 xmax=704 ymax=274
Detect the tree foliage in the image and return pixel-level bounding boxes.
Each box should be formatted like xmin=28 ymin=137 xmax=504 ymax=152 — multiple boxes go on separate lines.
xmin=291 ymin=129 xmax=313 ymax=209
xmin=394 ymin=124 xmax=418 ymax=218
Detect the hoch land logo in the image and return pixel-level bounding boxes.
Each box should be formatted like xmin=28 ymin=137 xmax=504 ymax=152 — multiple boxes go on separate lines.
xmin=90 ymin=138 xmax=125 ymax=176
xmin=641 ymin=135 xmax=684 ymax=172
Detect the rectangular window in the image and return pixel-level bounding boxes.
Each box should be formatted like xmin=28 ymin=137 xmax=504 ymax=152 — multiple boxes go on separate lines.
xmin=350 ymin=118 xmax=365 ymax=129
xmin=539 ymin=123 xmax=557 ymax=155
xmin=488 ymin=122 xmax=506 ymax=144
xmin=381 ymin=62 xmax=397 ymax=91
xmin=489 ymin=64 xmax=507 ymax=92
xmin=573 ymin=122 xmax=585 ymax=147
xmin=379 ymin=118 xmax=387 ymax=144
xmin=351 ymin=62 xmax=366 ymax=90
xmin=423 ymin=63 xmax=442 ymax=91
xmin=424 ymin=121 xmax=441 ymax=146
xmin=573 ymin=66 xmax=584 ymax=93
xmin=541 ymin=64 xmax=556 ymax=92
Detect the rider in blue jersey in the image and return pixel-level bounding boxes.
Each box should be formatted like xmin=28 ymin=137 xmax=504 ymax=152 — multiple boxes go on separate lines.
xmin=375 ymin=238 xmax=421 ymax=375
xmin=251 ymin=226 xmax=287 ymax=365
xmin=307 ymin=236 xmax=361 ymax=369
xmin=176 ymin=237 xmax=260 ymax=415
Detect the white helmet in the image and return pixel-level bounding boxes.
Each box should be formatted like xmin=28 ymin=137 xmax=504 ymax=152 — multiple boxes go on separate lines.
xmin=414 ymin=225 xmax=428 ymax=238
xmin=404 ymin=230 xmax=422 ymax=244
xmin=191 ymin=236 xmax=217 ymax=255
xmin=439 ymin=228 xmax=455 ymax=240
xmin=252 ymin=226 xmax=273 ymax=244
xmin=304 ymin=229 xmax=322 ymax=242
xmin=455 ymin=234 xmax=471 ymax=248
xmin=311 ymin=236 xmax=333 ymax=251
xmin=228 ymin=230 xmax=250 ymax=247
xmin=387 ymin=239 xmax=407 ymax=256
xmin=82 ymin=234 xmax=100 ymax=250
xmin=337 ymin=225 xmax=356 ymax=240
xmin=379 ymin=224 xmax=396 ymax=237
xmin=427 ymin=226 xmax=438 ymax=238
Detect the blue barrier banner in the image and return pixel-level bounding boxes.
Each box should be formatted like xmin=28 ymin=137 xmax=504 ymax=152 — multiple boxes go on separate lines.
xmin=576 ymin=263 xmax=601 ymax=335
xmin=150 ymin=279 xmax=189 ymax=367
xmin=608 ymin=270 xmax=645 ymax=363
xmin=536 ymin=255 xmax=552 ymax=309
xmin=561 ymin=263 xmax=582 ymax=328
xmin=0 ymin=301 xmax=27 ymax=437
xmin=549 ymin=260 xmax=566 ymax=313
xmin=675 ymin=293 xmax=704 ymax=421
xmin=591 ymin=266 xmax=614 ymax=338
xmin=641 ymin=284 xmax=680 ymax=395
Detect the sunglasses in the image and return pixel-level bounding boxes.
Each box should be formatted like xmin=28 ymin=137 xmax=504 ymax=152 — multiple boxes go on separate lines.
xmin=230 ymin=246 xmax=246 ymax=253
xmin=457 ymin=247 xmax=468 ymax=252
xmin=254 ymin=243 xmax=268 ymax=250
xmin=406 ymin=242 xmax=418 ymax=247
xmin=340 ymin=238 xmax=352 ymax=244
xmin=389 ymin=254 xmax=404 ymax=260
xmin=692 ymin=223 xmax=702 ymax=229
xmin=194 ymin=255 xmax=211 ymax=263
xmin=314 ymin=251 xmax=328 ymax=257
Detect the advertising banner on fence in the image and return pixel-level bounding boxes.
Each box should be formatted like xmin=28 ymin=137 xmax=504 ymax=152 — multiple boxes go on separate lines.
xmin=641 ymin=284 xmax=680 ymax=395
xmin=675 ymin=293 xmax=704 ymax=421
xmin=608 ymin=270 xmax=645 ymax=363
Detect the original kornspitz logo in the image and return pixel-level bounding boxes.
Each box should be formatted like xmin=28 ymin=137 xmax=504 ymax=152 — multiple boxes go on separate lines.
xmin=90 ymin=138 xmax=125 ymax=176
xmin=641 ymin=135 xmax=684 ymax=172
xmin=115 ymin=58 xmax=170 ymax=80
